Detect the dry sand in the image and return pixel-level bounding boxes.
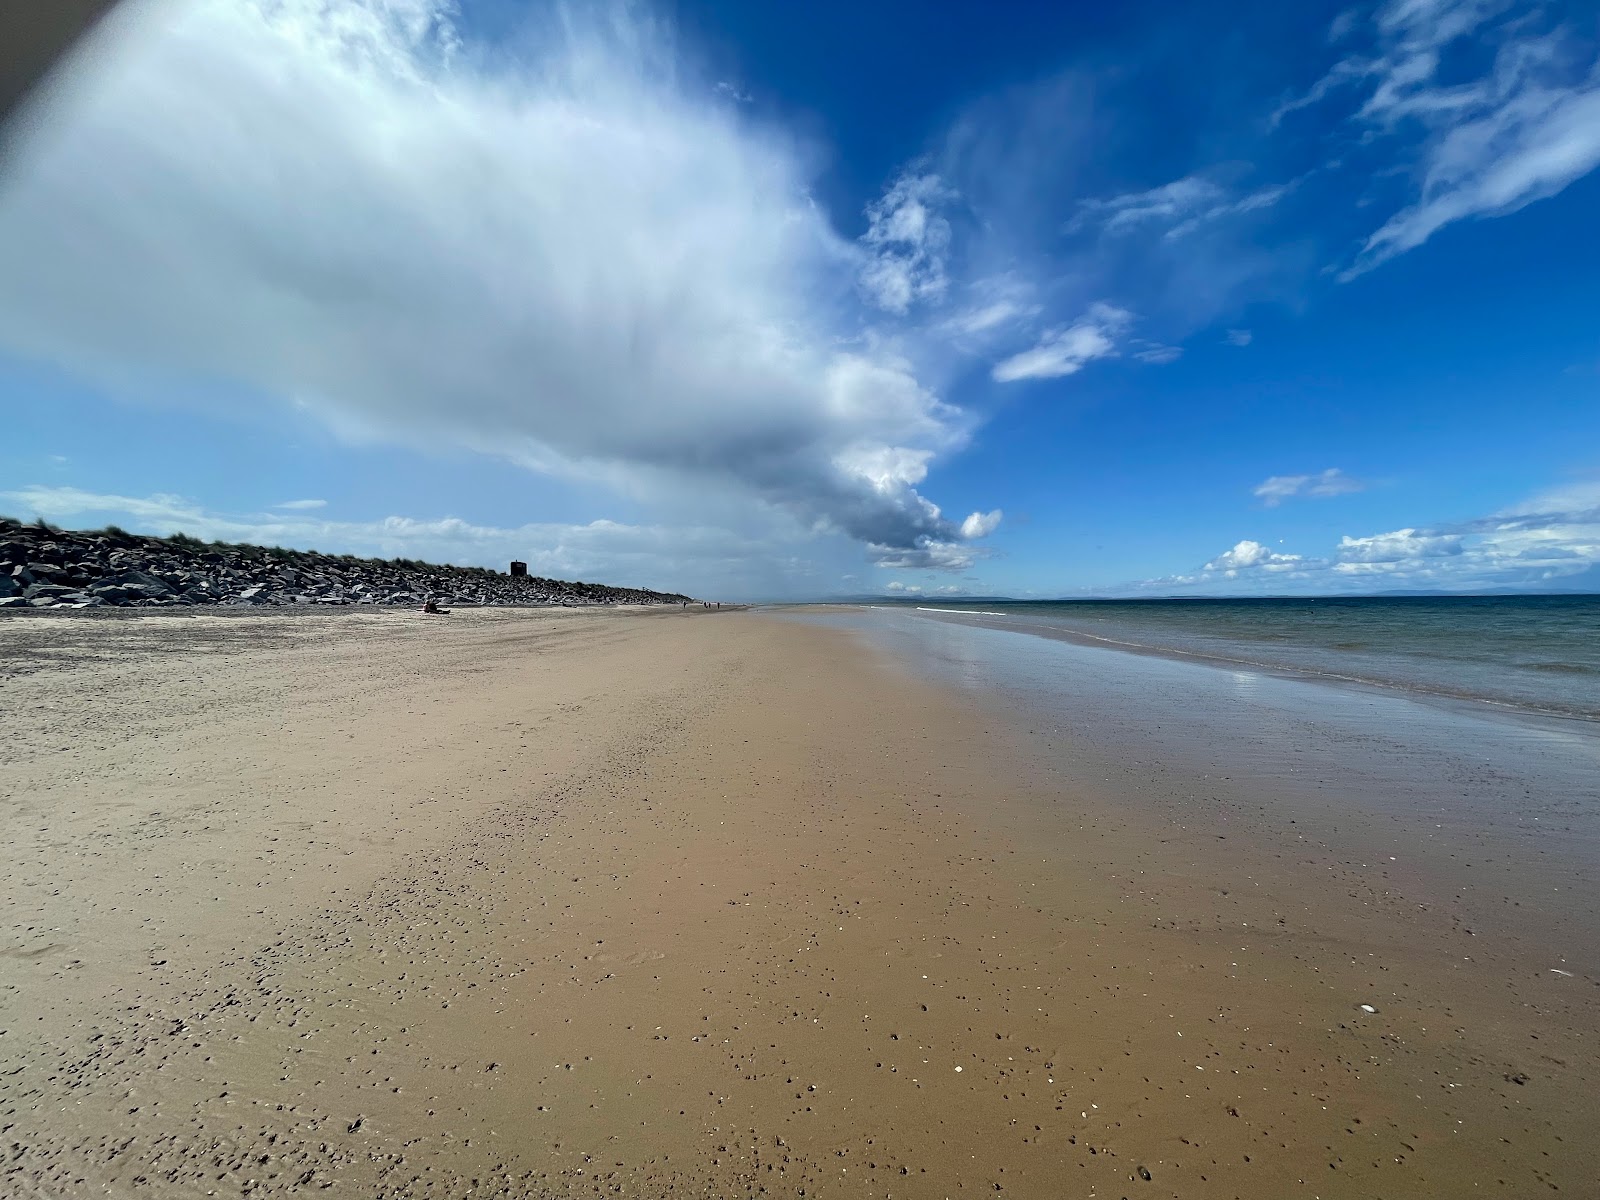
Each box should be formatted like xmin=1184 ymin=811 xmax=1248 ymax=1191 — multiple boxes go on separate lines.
xmin=1 ymin=607 xmax=1595 ymax=1198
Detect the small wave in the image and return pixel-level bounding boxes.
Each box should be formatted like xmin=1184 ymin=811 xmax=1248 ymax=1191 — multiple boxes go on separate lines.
xmin=1527 ymin=661 xmax=1599 ymax=675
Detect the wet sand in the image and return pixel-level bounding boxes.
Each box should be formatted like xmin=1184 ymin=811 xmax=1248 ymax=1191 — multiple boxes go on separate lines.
xmin=2 ymin=607 xmax=1596 ymax=1197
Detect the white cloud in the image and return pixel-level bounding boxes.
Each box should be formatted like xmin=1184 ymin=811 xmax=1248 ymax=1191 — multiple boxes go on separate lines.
xmin=1336 ymin=527 xmax=1461 ymax=563
xmin=959 ymin=508 xmax=1002 ymax=539
xmin=0 ymin=0 xmax=989 ymax=571
xmin=859 ymin=172 xmax=953 ymax=315
xmin=1225 ymin=328 xmax=1253 ymax=347
xmin=1203 ymin=539 xmax=1303 ymax=573
xmin=1253 ymin=467 xmax=1366 ymax=506
xmin=1135 ymin=478 xmax=1600 ymax=594
xmin=1284 ymin=0 xmax=1600 ymax=277
xmin=274 ymin=498 xmax=327 ymax=510
xmin=991 ymin=302 xmax=1131 ymax=383
xmin=1463 ymin=481 xmax=1600 ymax=577
xmin=832 ymin=444 xmax=934 ymax=490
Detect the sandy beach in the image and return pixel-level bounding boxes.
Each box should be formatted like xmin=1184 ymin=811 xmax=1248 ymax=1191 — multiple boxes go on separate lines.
xmin=2 ymin=606 xmax=1597 ymax=1198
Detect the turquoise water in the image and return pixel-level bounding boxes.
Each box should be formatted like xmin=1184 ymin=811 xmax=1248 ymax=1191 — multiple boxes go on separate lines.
xmin=865 ymin=595 xmax=1600 ymax=721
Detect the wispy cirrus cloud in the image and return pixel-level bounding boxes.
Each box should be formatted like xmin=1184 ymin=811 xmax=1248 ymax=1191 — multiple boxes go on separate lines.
xmin=1064 ymin=0 xmax=1600 ymax=312
xmin=1068 ymin=175 xmax=1227 ymax=235
xmin=1133 ymin=343 xmax=1182 ymax=365
xmin=1275 ymin=0 xmax=1600 ymax=277
xmin=939 ymin=274 xmax=1042 ymax=342
xmin=1070 ymin=174 xmax=1295 ymax=242
xmin=1254 ymin=468 xmax=1366 ymax=506
xmin=991 ymin=302 xmax=1131 ymax=383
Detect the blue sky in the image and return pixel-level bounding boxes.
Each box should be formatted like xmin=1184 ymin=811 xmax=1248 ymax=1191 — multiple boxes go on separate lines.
xmin=1 ymin=0 xmax=1597 ymax=598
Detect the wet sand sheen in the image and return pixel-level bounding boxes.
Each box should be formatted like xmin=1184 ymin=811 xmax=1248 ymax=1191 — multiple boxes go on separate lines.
xmin=1 ymin=607 xmax=1596 ymax=1197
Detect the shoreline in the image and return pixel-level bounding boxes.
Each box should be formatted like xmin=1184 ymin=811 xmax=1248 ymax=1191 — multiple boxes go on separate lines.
xmin=813 ymin=601 xmax=1600 ymax=728
xmin=804 ymin=604 xmax=1600 ymax=945
xmin=4 ymin=607 xmax=1596 ymax=1196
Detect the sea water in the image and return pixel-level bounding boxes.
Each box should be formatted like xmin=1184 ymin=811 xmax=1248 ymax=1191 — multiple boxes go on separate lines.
xmin=790 ymin=596 xmax=1600 ymax=962
xmin=867 ymin=595 xmax=1600 ymax=722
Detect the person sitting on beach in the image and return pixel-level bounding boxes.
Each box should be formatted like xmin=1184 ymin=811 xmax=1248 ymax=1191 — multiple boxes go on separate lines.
xmin=422 ymin=597 xmax=448 ymax=615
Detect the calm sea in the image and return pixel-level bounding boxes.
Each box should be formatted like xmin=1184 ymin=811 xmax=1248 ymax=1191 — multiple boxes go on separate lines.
xmin=869 ymin=595 xmax=1600 ymax=722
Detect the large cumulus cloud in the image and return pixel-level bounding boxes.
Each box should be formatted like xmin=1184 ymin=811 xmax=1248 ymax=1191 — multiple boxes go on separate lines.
xmin=0 ymin=0 xmax=996 ymax=568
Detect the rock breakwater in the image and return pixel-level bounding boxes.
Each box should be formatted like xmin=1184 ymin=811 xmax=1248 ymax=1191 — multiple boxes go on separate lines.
xmin=0 ymin=517 xmax=693 ymax=610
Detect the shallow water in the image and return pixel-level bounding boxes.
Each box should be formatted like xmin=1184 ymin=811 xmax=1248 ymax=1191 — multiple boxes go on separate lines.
xmin=798 ymin=606 xmax=1600 ymax=890
xmin=857 ymin=594 xmax=1600 ymax=721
